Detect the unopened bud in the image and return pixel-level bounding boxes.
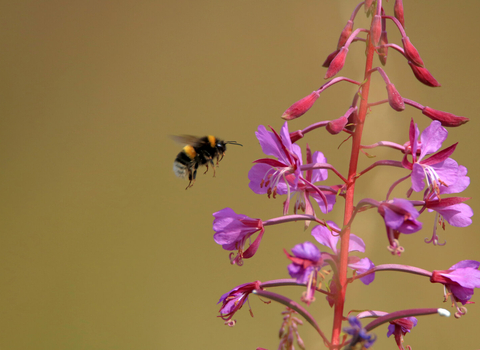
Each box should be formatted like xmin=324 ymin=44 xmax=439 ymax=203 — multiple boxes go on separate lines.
xmin=364 ymin=0 xmax=374 ymax=14
xmin=378 ymin=30 xmax=388 ymax=66
xmin=281 ymin=91 xmax=320 ymax=120
xmin=422 ymin=106 xmax=469 ymax=127
xmin=408 ymin=61 xmax=441 ymax=87
xmin=370 ymin=15 xmax=382 ymax=46
xmin=394 ymin=0 xmax=405 ymax=28
xmin=322 ymin=49 xmax=340 ymax=68
xmin=402 ymin=37 xmax=424 ymax=67
xmin=326 ymin=116 xmax=348 ymax=135
xmin=337 ymin=20 xmax=353 ymax=50
xmin=386 ymin=83 xmax=405 ymax=111
xmin=324 ymin=47 xmax=348 ymax=79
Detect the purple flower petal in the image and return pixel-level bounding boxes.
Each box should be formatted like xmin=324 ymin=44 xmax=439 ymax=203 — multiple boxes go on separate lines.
xmin=312 ymin=221 xmax=339 ymax=254
xmin=248 ymin=163 xmax=272 ymax=194
xmin=418 ymin=120 xmax=447 ymax=160
xmin=348 ymin=257 xmax=375 ymax=285
xmin=291 ymin=241 xmax=321 ymax=262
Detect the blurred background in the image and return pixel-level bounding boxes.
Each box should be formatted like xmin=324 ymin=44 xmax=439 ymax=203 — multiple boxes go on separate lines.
xmin=1 ymin=1 xmax=479 ymax=349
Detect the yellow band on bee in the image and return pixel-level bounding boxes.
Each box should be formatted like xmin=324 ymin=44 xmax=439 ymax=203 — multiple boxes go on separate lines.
xmin=208 ymin=135 xmax=216 ymax=148
xmin=183 ymin=145 xmax=197 ymax=159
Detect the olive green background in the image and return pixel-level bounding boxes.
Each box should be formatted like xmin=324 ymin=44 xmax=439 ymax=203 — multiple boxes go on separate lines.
xmin=1 ymin=1 xmax=479 ymax=349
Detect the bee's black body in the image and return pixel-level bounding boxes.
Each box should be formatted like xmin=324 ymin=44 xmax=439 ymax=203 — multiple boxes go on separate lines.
xmin=172 ymin=135 xmax=241 ymax=189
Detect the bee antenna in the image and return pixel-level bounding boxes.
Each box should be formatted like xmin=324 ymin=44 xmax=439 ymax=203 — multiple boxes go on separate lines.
xmin=225 ymin=141 xmax=243 ymax=147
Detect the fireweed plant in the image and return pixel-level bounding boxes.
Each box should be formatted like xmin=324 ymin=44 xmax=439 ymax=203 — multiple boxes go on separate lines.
xmin=213 ymin=1 xmax=479 ymax=349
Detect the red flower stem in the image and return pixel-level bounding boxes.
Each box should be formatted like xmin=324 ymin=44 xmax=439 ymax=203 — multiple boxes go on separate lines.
xmin=330 ymin=14 xmax=377 ymax=348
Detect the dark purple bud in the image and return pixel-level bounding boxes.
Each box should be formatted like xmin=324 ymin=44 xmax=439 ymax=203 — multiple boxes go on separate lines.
xmin=394 ymin=0 xmax=405 ymax=28
xmin=422 ymin=106 xmax=469 ymax=127
xmin=325 ymin=47 xmax=348 ymax=79
xmin=407 ymin=61 xmax=441 ymax=87
xmin=386 ymin=83 xmax=405 ymax=111
xmin=281 ymin=91 xmax=320 ymax=120
xmin=402 ymin=37 xmax=424 ymax=67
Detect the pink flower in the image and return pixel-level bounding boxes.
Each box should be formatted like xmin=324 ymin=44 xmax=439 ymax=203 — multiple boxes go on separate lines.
xmin=387 ymin=316 xmax=417 ymax=350
xmin=312 ymin=221 xmax=375 ymax=285
xmin=430 ymin=260 xmax=480 ymax=306
xmin=378 ymin=198 xmax=422 ymax=234
xmin=402 ymin=119 xmax=459 ymax=196
xmin=218 ymin=281 xmax=261 ymax=325
xmin=213 ymin=208 xmax=264 ymax=265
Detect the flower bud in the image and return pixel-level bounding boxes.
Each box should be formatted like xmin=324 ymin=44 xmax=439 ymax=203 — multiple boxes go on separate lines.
xmin=364 ymin=0 xmax=374 ymax=14
xmin=402 ymin=37 xmax=424 ymax=67
xmin=408 ymin=61 xmax=441 ymax=87
xmin=394 ymin=0 xmax=405 ymax=28
xmin=337 ymin=20 xmax=353 ymax=50
xmin=324 ymin=47 xmax=348 ymax=79
xmin=322 ymin=49 xmax=340 ymax=68
xmin=281 ymin=91 xmax=320 ymax=120
xmin=378 ymin=30 xmax=388 ymax=66
xmin=326 ymin=116 xmax=348 ymax=135
xmin=370 ymin=15 xmax=382 ymax=46
xmin=422 ymin=106 xmax=469 ymax=127
xmin=386 ymin=83 xmax=405 ymax=111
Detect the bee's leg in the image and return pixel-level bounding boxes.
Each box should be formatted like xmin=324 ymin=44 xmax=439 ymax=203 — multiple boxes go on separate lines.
xmin=185 ymin=164 xmax=198 ymax=189
xmin=203 ymin=163 xmax=209 ymax=175
xmin=208 ymin=158 xmax=216 ymax=177
xmin=218 ymin=153 xmax=225 ymax=164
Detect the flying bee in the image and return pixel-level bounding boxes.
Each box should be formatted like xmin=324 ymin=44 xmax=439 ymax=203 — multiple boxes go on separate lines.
xmin=172 ymin=135 xmax=242 ymax=189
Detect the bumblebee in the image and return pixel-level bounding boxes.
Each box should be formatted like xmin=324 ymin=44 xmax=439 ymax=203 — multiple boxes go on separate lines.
xmin=172 ymin=135 xmax=242 ymax=189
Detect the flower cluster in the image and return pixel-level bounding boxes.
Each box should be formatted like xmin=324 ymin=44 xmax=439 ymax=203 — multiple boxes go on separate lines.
xmin=209 ymin=1 xmax=476 ymax=349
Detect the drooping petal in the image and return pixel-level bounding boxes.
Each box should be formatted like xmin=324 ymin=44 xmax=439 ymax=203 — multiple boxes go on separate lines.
xmin=380 ymin=198 xmax=422 ymax=234
xmin=435 ymin=203 xmax=473 ymax=227
xmin=440 ymin=165 xmax=469 ymax=194
xmin=311 ymin=192 xmax=336 ymax=214
xmin=309 ymin=151 xmax=329 ymax=183
xmin=348 ymin=234 xmax=366 ymax=253
xmin=441 ymin=267 xmax=480 ymax=289
xmin=348 ymin=257 xmax=375 ymax=285
xmin=312 ymin=221 xmax=340 ymax=254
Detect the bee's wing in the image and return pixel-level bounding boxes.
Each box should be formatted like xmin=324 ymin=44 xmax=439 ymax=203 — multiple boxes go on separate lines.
xmin=170 ymin=135 xmax=203 ymax=147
